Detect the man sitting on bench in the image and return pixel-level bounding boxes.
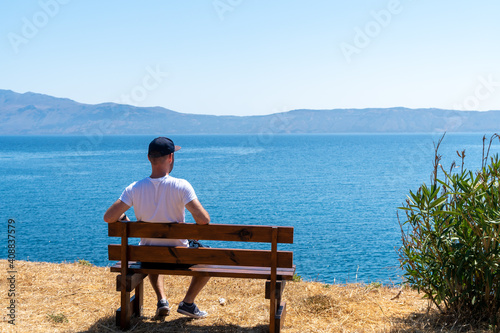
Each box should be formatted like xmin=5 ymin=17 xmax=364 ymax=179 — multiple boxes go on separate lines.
xmin=104 ymin=137 xmax=211 ymax=319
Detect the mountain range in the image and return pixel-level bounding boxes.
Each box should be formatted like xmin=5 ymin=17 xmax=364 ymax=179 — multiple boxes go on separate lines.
xmin=1 ymin=89 xmax=499 ymax=135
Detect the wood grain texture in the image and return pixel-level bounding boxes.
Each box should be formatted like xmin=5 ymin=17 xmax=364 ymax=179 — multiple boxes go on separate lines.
xmin=108 ymin=221 xmax=293 ymax=243
xmin=109 ymin=245 xmax=293 ymax=268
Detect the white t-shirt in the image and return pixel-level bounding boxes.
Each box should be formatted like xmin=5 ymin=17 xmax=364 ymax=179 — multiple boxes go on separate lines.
xmin=119 ymin=175 xmax=197 ymax=247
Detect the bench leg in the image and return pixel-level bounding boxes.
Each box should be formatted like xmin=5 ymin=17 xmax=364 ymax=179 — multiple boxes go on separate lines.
xmin=117 ymin=290 xmax=131 ymax=330
xmin=133 ymin=280 xmax=144 ymax=317
xmin=266 ymin=280 xmax=287 ymax=333
xmin=275 ymin=302 xmax=286 ymax=333
xmin=116 ymin=280 xmax=145 ymax=330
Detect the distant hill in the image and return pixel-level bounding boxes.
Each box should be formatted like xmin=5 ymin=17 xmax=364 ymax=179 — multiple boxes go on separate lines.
xmin=0 ymin=89 xmax=499 ymax=135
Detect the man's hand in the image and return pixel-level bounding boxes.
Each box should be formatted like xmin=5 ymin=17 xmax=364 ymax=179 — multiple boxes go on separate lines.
xmin=186 ymin=199 xmax=210 ymax=225
xmin=104 ymin=199 xmax=131 ymax=223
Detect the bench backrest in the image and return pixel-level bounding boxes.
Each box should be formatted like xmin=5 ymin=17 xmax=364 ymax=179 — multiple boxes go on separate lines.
xmin=108 ymin=222 xmax=294 ymax=268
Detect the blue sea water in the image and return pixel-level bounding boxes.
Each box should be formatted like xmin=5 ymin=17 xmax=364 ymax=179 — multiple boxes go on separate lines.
xmin=1 ymin=133 xmax=498 ymax=284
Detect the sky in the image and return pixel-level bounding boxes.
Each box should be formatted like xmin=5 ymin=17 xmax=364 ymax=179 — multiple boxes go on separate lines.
xmin=1 ymin=0 xmax=500 ymax=116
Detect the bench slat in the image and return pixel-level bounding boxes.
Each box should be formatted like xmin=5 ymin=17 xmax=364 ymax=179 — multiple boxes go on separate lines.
xmin=109 ymin=245 xmax=293 ymax=268
xmin=108 ymin=222 xmax=293 ymax=244
xmin=110 ymin=262 xmax=296 ymax=280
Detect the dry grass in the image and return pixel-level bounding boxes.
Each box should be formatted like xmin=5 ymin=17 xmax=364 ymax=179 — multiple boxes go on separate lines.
xmin=0 ymin=260 xmax=490 ymax=332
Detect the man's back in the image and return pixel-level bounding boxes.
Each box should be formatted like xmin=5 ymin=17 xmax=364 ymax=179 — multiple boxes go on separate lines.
xmin=119 ymin=174 xmax=197 ymax=247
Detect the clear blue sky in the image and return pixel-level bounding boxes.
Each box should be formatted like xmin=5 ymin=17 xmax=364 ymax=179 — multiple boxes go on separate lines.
xmin=1 ymin=1 xmax=500 ymax=115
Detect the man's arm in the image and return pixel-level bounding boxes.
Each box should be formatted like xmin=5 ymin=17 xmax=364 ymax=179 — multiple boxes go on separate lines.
xmin=103 ymin=199 xmax=131 ymax=223
xmin=185 ymin=199 xmax=210 ymax=225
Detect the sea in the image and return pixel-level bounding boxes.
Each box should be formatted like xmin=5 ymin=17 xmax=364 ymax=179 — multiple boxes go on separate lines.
xmin=1 ymin=133 xmax=499 ymax=284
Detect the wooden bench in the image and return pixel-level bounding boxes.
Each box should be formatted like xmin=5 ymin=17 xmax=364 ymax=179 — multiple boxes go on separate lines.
xmin=108 ymin=221 xmax=295 ymax=332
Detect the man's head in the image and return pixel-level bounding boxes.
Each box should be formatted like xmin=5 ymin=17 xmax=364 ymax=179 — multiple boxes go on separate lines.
xmin=148 ymin=137 xmax=181 ymax=157
xmin=148 ymin=137 xmax=181 ymax=169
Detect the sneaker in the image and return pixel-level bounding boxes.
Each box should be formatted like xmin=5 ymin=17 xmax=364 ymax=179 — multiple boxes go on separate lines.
xmin=177 ymin=301 xmax=208 ymax=318
xmin=156 ymin=299 xmax=170 ymax=317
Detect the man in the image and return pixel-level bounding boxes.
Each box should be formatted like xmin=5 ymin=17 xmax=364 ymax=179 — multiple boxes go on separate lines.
xmin=103 ymin=137 xmax=210 ymax=319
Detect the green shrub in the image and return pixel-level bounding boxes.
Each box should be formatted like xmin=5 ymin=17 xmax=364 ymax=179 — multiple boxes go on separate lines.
xmin=77 ymin=259 xmax=92 ymax=266
xmin=47 ymin=313 xmax=68 ymax=324
xmin=398 ymin=134 xmax=500 ymax=326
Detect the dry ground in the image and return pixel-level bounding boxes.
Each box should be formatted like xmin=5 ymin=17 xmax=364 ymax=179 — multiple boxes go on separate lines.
xmin=0 ymin=260 xmax=490 ymax=332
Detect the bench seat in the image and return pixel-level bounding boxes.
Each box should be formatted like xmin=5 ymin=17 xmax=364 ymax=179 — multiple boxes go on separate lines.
xmin=110 ymin=262 xmax=296 ymax=280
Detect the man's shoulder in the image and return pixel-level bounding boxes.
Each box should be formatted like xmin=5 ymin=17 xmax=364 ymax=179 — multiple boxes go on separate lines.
xmin=166 ymin=176 xmax=192 ymax=187
xmin=126 ymin=177 xmax=150 ymax=188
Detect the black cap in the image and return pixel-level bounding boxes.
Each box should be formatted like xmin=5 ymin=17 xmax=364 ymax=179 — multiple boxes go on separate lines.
xmin=148 ymin=137 xmax=181 ymax=157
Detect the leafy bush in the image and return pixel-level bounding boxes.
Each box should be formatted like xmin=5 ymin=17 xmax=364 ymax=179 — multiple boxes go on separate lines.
xmin=398 ymin=134 xmax=500 ymax=326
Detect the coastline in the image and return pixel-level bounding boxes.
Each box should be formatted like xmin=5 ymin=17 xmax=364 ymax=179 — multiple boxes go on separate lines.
xmin=0 ymin=259 xmax=460 ymax=332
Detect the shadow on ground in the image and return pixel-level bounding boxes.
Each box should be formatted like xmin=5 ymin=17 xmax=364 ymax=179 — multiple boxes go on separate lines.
xmin=83 ymin=315 xmax=269 ymax=333
xmin=391 ymin=310 xmax=491 ymax=333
